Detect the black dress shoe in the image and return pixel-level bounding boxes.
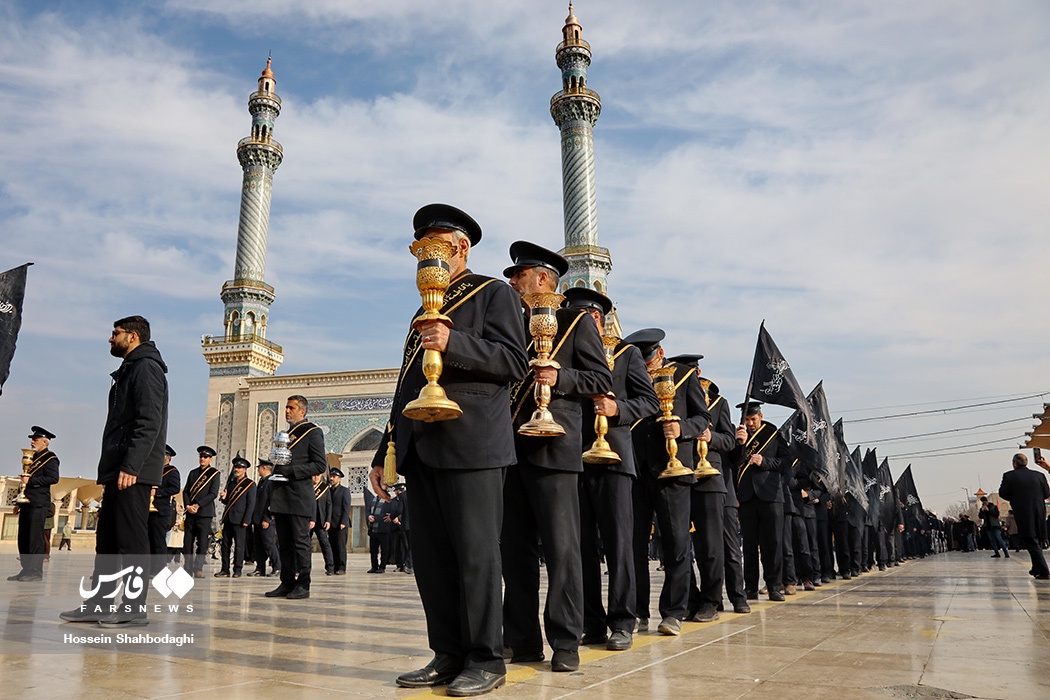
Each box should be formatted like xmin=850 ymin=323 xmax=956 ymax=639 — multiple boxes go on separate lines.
xmin=746 ymin=591 xmax=759 ymax=600
xmin=366 ymin=568 xmax=381 ymax=574
xmin=551 ymin=649 xmax=579 ymax=672
xmin=733 ymin=603 xmax=752 ymax=614
xmin=286 ymin=585 xmax=310 ymax=599
xmin=232 ymin=572 xmax=242 ymax=578
xmin=214 ymin=571 xmax=230 ymax=578
xmin=60 ymin=605 xmax=108 ymax=623
xmin=502 ymin=646 xmax=544 ymax=663
xmin=247 ymin=571 xmax=266 ymax=577
xmin=580 ymin=631 xmax=608 ymax=645
xmin=447 ymin=668 xmax=506 ymax=697
xmin=264 ymin=585 xmax=293 ymax=598
xmin=396 ymin=662 xmax=461 ymax=688
xmin=18 ymin=573 xmax=43 ymax=582
xmin=1036 ymin=574 xmax=1050 ymax=580
xmin=7 ymin=572 xmax=26 ymax=581
xmin=97 ymin=611 xmax=149 ymax=628
xmin=691 ymin=606 xmax=719 ymax=623
xmin=607 ymin=630 xmax=632 ymax=650
xmin=769 ymin=589 xmax=786 ymax=602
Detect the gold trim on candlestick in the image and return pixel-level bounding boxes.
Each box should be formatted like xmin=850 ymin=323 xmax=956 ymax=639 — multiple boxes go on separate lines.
xmin=695 ymin=438 xmax=720 ymax=479
xmin=15 ymin=449 xmax=34 ymax=504
xmin=149 ymin=487 xmax=159 ymax=513
xmin=402 ymin=238 xmax=463 ymax=422
xmin=519 ymin=291 xmax=567 ymax=437
xmin=583 ymin=335 xmax=622 ymax=464
xmin=652 ymin=366 xmax=693 ymax=479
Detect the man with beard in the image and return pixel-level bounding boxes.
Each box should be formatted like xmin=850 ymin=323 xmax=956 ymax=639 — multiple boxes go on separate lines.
xmin=8 ymin=426 xmax=59 ymax=582
xmin=182 ymin=446 xmax=220 ymax=578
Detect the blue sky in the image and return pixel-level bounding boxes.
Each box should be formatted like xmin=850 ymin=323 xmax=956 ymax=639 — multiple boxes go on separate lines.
xmin=2 ymin=1 xmax=1048 ymax=514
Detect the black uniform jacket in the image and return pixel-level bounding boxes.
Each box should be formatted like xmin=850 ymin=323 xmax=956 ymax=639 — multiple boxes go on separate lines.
xmin=511 ymin=307 xmax=612 ymax=472
xmin=731 ymin=420 xmax=784 ymax=503
xmin=374 ymin=272 xmax=529 ymax=473
xmin=580 ymin=342 xmax=659 ymax=478
xmin=24 ymin=449 xmax=60 ymax=507
xmin=998 ymin=466 xmax=1050 ymax=539
xmin=183 ymin=466 xmax=221 ymax=518
xmin=252 ymin=476 xmax=275 ymax=525
xmin=271 ymin=419 xmax=328 ymax=518
xmin=313 ymin=481 xmax=332 ymax=527
xmin=98 ymin=341 xmax=168 ymax=486
xmin=221 ymin=475 xmax=257 ymax=526
xmin=330 ymin=484 xmax=352 ymax=529
xmin=154 ymin=464 xmax=181 ymax=518
xmin=632 ymin=361 xmax=711 ymax=485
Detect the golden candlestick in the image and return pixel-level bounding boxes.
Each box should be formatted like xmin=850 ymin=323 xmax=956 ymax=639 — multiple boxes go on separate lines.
xmin=651 ymin=367 xmax=693 ymax=479
xmin=402 ymin=238 xmax=463 ymax=422
xmin=15 ymin=448 xmax=34 ymax=504
xmin=583 ymin=335 xmax=621 ymax=464
xmin=149 ymin=487 xmax=159 ymax=513
xmin=518 ymin=292 xmax=566 ymax=437
xmin=695 ymin=438 xmax=720 ymax=479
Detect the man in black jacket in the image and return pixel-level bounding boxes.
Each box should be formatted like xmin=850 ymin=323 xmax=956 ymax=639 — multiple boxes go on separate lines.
xmin=9 ymin=426 xmax=60 ymax=582
xmin=732 ymin=401 xmax=786 ymax=602
xmin=328 ymin=467 xmax=352 ymax=575
xmin=248 ymin=459 xmax=280 ymax=577
xmin=370 ymin=204 xmax=528 ymax=697
xmin=217 ymin=455 xmax=256 ymax=578
xmin=998 ymin=454 xmax=1049 ymax=578
xmin=979 ymin=496 xmax=1008 ymax=558
xmin=267 ymin=395 xmax=328 ymax=600
xmin=571 ymin=289 xmax=659 ymax=652
xmin=61 ymin=315 xmax=167 ymax=627
xmin=503 ymin=242 xmax=612 ymax=673
xmin=182 ymin=446 xmax=220 ymax=577
xmin=311 ymin=471 xmax=334 ymax=575
xmin=367 ymin=488 xmax=399 ymax=573
xmin=147 ymin=445 xmax=180 ymax=575
xmin=391 ymin=483 xmax=412 ymax=573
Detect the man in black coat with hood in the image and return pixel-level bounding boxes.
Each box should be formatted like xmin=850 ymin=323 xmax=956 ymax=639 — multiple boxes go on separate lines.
xmin=61 ymin=315 xmax=168 ymax=627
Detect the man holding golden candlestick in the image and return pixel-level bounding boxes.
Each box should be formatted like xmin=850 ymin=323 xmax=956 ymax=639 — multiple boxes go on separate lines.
xmin=623 ymin=330 xmax=711 ymax=636
xmin=370 ymin=204 xmax=527 ymax=698
xmin=503 ymin=242 xmax=611 ymax=673
xmin=148 ymin=444 xmax=181 ymax=575
xmin=8 ymin=426 xmax=60 ymax=582
xmin=567 ymin=289 xmax=658 ymax=653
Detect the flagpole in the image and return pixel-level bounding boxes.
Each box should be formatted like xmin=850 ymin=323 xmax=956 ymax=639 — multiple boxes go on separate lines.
xmin=740 ymin=320 xmax=764 ymax=426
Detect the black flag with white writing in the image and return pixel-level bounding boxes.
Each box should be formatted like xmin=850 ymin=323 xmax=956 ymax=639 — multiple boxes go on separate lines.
xmin=862 ymin=448 xmax=880 ymax=527
xmin=0 ymin=263 xmax=32 ymax=395
xmin=877 ymin=458 xmax=899 ymax=531
xmin=745 ymin=323 xmax=814 ymax=445
xmin=894 ymin=465 xmax=924 ymax=527
xmin=778 ymin=381 xmax=838 ymax=494
xmin=847 ymin=446 xmax=869 ymax=513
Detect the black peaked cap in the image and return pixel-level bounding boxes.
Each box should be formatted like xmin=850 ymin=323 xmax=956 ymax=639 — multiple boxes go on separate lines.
xmin=503 ymin=241 xmax=569 ymax=278
xmin=413 ymin=203 xmax=482 ymax=245
xmin=563 ymin=287 xmax=613 ymax=316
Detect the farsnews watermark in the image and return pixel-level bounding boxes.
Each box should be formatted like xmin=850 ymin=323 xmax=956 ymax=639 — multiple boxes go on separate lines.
xmin=64 ymin=632 xmax=196 ymax=646
xmin=73 ymin=564 xmax=197 ymax=614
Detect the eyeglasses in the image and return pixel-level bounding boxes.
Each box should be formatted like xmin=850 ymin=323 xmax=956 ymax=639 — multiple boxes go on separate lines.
xmin=110 ymin=329 xmax=131 ymax=338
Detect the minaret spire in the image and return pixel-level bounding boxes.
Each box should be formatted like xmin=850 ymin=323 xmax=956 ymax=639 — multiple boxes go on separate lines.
xmin=551 ymin=4 xmax=612 ymax=299
xmin=202 ymin=57 xmax=284 ymax=378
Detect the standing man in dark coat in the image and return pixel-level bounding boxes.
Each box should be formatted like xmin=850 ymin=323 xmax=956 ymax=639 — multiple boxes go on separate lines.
xmin=571 ymin=289 xmax=659 ymax=652
xmin=732 ymin=401 xmax=786 ymax=602
xmin=311 ymin=471 xmax=334 ymax=575
xmin=503 ymin=242 xmax=612 ymax=673
xmin=998 ymin=453 xmax=1049 ymax=579
xmin=9 ymin=426 xmax=60 ymax=582
xmin=248 ymin=459 xmax=280 ymax=577
xmin=367 ymin=489 xmax=399 ymax=573
xmin=61 ymin=315 xmax=167 ymax=627
xmin=266 ymin=395 xmax=328 ymax=600
xmin=392 ymin=483 xmax=412 ymax=573
xmin=370 ymin=204 xmax=527 ymax=697
xmin=182 ymin=446 xmax=220 ymax=578
xmin=216 ymin=455 xmax=256 ymax=578
xmin=328 ymin=467 xmax=352 ymax=575
xmin=148 ymin=445 xmax=180 ymax=574
xmin=979 ymin=496 xmax=1009 ymax=558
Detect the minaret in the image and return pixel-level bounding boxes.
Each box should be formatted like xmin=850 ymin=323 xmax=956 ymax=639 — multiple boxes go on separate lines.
xmin=551 ymin=4 xmax=611 ymax=297
xmin=202 ymin=57 xmax=284 ymax=379
xmin=201 ymin=58 xmax=285 ymax=476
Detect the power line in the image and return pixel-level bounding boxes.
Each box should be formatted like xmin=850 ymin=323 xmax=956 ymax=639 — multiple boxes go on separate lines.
xmin=885 ymin=436 xmax=1024 ymax=459
xmin=838 ymin=391 xmax=1048 ymax=415
xmin=885 ymin=446 xmax=1009 ymax=461
xmin=843 ymin=393 xmax=1049 ymax=424
xmin=860 ymin=417 xmax=1031 ymax=445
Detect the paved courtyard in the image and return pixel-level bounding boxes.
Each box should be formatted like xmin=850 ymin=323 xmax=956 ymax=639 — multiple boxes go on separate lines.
xmin=2 ymin=545 xmax=1048 ymax=699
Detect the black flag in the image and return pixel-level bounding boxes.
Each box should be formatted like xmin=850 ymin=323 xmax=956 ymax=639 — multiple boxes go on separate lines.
xmin=830 ymin=418 xmax=850 ymax=506
xmin=0 ymin=263 xmax=32 ymax=395
xmin=877 ymin=458 xmax=898 ymax=531
xmin=894 ymin=465 xmax=924 ymax=526
xmin=862 ymin=448 xmax=880 ymax=527
xmin=744 ymin=322 xmax=814 ymax=444
xmin=847 ymin=446 xmax=868 ymax=513
xmin=778 ymin=381 xmax=837 ymax=493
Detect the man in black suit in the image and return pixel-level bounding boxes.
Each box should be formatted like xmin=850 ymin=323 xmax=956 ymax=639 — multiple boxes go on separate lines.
xmin=148 ymin=445 xmax=181 ymax=575
xmin=503 ymin=242 xmax=612 ymax=673
xmin=328 ymin=467 xmax=352 ymax=575
xmin=979 ymin=496 xmax=1009 ymax=558
xmin=367 ymin=488 xmax=399 ymax=573
xmin=267 ymin=395 xmax=328 ymax=600
xmin=369 ymin=204 xmax=528 ymax=697
xmin=391 ymin=483 xmax=412 ymax=573
xmin=570 ymin=289 xmax=659 ymax=652
xmin=216 ymin=455 xmax=256 ymax=578
xmin=9 ymin=426 xmax=60 ymax=582
xmin=311 ymin=471 xmax=334 ymax=575
xmin=248 ymin=459 xmax=280 ymax=577
xmin=182 ymin=446 xmax=220 ymax=578
xmin=998 ymin=453 xmax=1049 ymax=579
xmin=732 ymin=401 xmax=786 ymax=602
xmin=625 ymin=331 xmax=710 ymax=636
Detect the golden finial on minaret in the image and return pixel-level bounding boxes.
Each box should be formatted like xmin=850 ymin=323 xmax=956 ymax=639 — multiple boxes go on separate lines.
xmin=563 ymin=3 xmax=582 ymax=44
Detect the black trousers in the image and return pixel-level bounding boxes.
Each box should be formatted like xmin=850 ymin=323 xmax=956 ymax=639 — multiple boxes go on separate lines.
xmin=875 ymin=527 xmax=890 ymax=566
xmin=16 ymin=505 xmax=47 ymax=579
xmin=739 ymin=498 xmax=784 ymax=594
xmin=834 ymin=520 xmax=863 ymax=575
xmin=312 ymin=525 xmax=333 ymax=573
xmin=220 ymin=522 xmax=248 ymax=573
xmin=147 ymin=511 xmax=172 ymax=574
xmin=1020 ymin=535 xmax=1049 ymax=576
xmin=331 ymin=525 xmax=349 ymax=572
xmin=17 ymin=505 xmax=47 ymax=575
xmin=502 ymin=461 xmax=583 ymax=653
xmin=787 ymin=514 xmax=813 ymax=584
xmin=803 ymin=516 xmax=821 ymax=579
xmin=782 ymin=510 xmax=796 ymax=586
xmin=252 ymin=521 xmax=281 ymax=573
xmin=817 ymin=518 xmax=835 ymax=577
xmin=687 ymin=490 xmax=726 ymax=611
xmin=275 ymin=514 xmax=313 ymax=589
xmin=632 ymin=474 xmax=691 ymax=621
xmin=407 ymin=461 xmax=505 ymax=674
xmin=88 ymin=483 xmax=151 ymax=608
xmin=183 ymin=515 xmax=212 ymax=574
xmin=580 ymin=467 xmax=636 ymax=635
xmin=722 ymin=504 xmax=747 ymax=606
xmin=369 ymin=531 xmax=392 ymax=570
